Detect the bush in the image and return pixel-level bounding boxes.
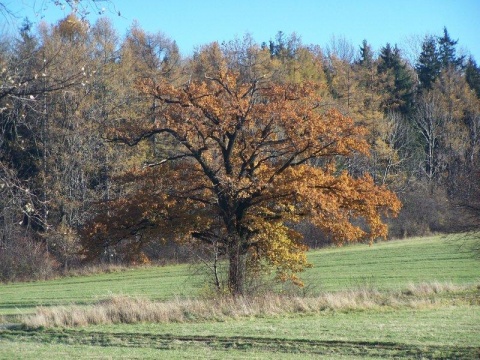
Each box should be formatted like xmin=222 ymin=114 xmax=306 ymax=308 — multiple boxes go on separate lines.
xmin=389 ymin=183 xmax=451 ymax=238
xmin=0 ymin=236 xmax=56 ymax=282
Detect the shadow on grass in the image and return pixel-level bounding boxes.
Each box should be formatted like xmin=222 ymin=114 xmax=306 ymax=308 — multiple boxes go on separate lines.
xmin=1 ymin=328 xmax=478 ymax=359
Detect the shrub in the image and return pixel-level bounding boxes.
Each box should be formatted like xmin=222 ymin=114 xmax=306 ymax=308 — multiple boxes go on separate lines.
xmin=0 ymin=236 xmax=56 ymax=282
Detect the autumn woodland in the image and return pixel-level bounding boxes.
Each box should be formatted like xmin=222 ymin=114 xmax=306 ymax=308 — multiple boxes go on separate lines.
xmin=1 ymin=13 xmax=479 ymax=294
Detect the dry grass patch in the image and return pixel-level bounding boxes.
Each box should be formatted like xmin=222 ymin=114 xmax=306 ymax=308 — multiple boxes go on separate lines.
xmin=403 ymin=281 xmax=458 ymax=296
xmin=62 ymin=264 xmax=131 ymax=278
xmin=23 ymin=282 xmax=476 ymax=328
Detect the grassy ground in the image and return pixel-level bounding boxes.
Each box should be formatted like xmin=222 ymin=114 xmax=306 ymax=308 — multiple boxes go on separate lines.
xmin=0 ymin=340 xmax=382 ymax=360
xmin=0 ymin=263 xmax=202 ymax=317
xmin=0 ymin=234 xmax=476 ymax=316
xmin=303 ymin=235 xmax=477 ymax=292
xmin=0 ymin=234 xmax=479 ymax=358
xmin=1 ymin=305 xmax=479 ymax=359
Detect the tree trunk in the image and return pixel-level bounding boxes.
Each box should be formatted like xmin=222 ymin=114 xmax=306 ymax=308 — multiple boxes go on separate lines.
xmin=228 ymin=238 xmax=246 ymax=296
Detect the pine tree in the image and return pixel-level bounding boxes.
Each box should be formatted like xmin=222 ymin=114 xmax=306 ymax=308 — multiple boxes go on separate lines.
xmin=466 ymin=56 xmax=480 ymax=98
xmin=416 ymin=36 xmax=441 ymax=90
xmin=352 ymin=39 xmax=381 ymax=126
xmin=438 ymin=27 xmax=464 ymax=70
xmin=357 ymin=39 xmax=374 ymax=68
xmin=378 ymin=43 xmax=395 ymax=71
xmin=378 ymin=43 xmax=414 ymax=114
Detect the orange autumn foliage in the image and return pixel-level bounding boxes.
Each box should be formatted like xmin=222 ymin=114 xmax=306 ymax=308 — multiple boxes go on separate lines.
xmin=83 ymin=60 xmax=401 ymax=295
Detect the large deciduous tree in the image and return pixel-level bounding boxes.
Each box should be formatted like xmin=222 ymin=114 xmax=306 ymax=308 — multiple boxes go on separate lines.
xmin=82 ymin=45 xmax=400 ymax=295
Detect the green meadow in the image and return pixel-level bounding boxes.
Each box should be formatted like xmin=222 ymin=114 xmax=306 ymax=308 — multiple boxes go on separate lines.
xmin=1 ymin=234 xmax=479 ymax=358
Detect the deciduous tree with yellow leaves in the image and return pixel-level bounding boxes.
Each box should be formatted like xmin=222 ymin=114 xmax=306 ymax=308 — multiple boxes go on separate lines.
xmin=83 ymin=45 xmax=401 ymax=295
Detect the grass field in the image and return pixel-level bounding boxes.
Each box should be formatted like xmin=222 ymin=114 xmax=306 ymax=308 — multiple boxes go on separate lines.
xmin=1 ymin=234 xmax=479 ymax=358
xmin=304 ymin=235 xmax=477 ymax=291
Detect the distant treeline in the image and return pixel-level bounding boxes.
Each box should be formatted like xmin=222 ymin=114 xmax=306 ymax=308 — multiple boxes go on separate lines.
xmin=0 ymin=15 xmax=479 ymax=281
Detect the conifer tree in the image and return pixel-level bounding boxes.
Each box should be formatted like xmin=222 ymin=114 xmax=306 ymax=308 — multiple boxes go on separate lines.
xmin=416 ymin=36 xmax=441 ymax=90
xmin=438 ymin=27 xmax=464 ymax=70
xmin=466 ymin=56 xmax=480 ymax=98
xmin=378 ymin=43 xmax=414 ymax=114
xmin=357 ymin=39 xmax=374 ymax=68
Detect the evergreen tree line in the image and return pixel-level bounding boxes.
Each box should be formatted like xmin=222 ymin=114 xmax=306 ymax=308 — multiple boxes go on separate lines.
xmin=0 ymin=16 xmax=479 ymax=281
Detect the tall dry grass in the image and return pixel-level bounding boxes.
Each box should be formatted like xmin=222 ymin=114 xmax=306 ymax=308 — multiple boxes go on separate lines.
xmin=403 ymin=281 xmax=458 ymax=296
xmin=61 ymin=263 xmax=130 ymax=277
xmin=24 ymin=282 xmax=473 ymax=328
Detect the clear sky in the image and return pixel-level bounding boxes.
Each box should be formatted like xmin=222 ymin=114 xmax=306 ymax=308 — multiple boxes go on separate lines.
xmin=4 ymin=0 xmax=480 ymax=62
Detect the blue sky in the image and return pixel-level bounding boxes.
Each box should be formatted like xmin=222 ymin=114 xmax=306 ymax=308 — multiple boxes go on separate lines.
xmin=5 ymin=0 xmax=480 ymax=62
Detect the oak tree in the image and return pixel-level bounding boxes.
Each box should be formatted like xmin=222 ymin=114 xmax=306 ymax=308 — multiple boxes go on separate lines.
xmin=84 ymin=47 xmax=401 ymax=295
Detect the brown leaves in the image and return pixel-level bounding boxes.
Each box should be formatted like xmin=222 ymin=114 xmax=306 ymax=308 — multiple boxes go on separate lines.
xmin=96 ymin=60 xmax=401 ymax=286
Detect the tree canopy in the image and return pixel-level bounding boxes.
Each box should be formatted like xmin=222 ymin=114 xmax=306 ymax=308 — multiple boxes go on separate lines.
xmin=83 ymin=46 xmax=401 ymax=295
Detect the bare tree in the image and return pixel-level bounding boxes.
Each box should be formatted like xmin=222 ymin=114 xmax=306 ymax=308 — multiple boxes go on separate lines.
xmin=411 ymin=93 xmax=446 ymax=182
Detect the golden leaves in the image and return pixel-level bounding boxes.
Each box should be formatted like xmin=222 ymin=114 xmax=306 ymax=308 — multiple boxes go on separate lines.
xmin=286 ymin=166 xmax=401 ymax=243
xmin=103 ymin=60 xmax=401 ymax=285
xmin=246 ymin=213 xmax=310 ymax=284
